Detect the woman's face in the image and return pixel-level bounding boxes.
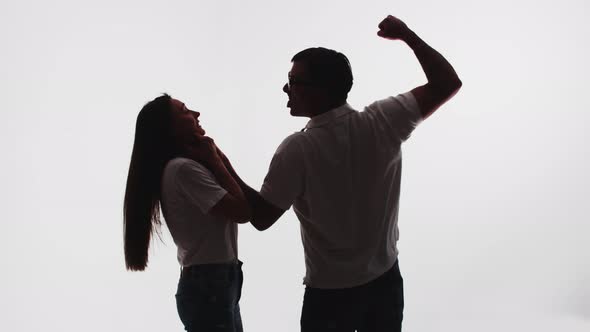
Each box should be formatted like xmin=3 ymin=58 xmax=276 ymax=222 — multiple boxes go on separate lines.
xmin=169 ymin=99 xmax=205 ymax=143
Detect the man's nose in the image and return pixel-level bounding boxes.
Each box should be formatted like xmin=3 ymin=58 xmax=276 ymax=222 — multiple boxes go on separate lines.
xmin=283 ymin=83 xmax=289 ymax=93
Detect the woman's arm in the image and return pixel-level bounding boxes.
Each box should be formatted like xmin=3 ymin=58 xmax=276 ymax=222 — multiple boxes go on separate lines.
xmin=183 ymin=136 xmax=251 ymax=223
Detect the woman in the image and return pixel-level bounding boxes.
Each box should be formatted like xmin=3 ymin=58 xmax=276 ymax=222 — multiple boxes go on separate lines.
xmin=123 ymin=94 xmax=250 ymax=332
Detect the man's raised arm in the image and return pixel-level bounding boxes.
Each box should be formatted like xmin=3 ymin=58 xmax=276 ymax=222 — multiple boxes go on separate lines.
xmin=378 ymin=15 xmax=462 ymax=118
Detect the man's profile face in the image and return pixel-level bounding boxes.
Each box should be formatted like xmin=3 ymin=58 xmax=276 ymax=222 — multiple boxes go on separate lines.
xmin=283 ymin=61 xmax=317 ymax=118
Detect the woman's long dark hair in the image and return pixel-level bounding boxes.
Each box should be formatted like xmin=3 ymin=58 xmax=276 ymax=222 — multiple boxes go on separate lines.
xmin=124 ymin=94 xmax=175 ymax=271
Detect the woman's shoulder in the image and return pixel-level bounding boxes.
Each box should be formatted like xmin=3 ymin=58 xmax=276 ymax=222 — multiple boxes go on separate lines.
xmin=165 ymin=157 xmax=210 ymax=178
xmin=162 ymin=158 xmax=208 ymax=194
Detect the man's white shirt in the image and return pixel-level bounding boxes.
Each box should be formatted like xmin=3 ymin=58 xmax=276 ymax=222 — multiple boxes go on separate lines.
xmin=261 ymin=92 xmax=422 ymax=289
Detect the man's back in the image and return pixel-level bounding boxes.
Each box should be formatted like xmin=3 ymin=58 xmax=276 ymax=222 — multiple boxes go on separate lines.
xmin=261 ymin=92 xmax=422 ymax=288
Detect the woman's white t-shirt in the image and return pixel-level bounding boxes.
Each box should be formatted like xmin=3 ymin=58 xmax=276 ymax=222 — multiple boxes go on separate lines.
xmin=161 ymin=157 xmax=238 ymax=266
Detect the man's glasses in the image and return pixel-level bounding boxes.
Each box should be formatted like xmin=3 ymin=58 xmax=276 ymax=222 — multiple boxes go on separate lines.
xmin=287 ymin=76 xmax=313 ymax=89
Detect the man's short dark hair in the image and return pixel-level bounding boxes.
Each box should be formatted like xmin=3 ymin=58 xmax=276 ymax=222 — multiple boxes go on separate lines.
xmin=292 ymin=47 xmax=353 ymax=101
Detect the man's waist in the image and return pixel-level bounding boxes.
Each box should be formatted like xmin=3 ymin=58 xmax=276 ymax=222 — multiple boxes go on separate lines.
xmin=303 ymin=255 xmax=397 ymax=289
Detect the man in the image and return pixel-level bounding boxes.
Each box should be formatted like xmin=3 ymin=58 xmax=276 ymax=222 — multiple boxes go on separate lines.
xmin=223 ymin=15 xmax=461 ymax=331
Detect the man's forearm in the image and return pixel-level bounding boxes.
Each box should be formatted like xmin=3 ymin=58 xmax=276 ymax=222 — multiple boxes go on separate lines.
xmin=217 ymin=155 xmax=249 ymax=191
xmin=208 ymin=159 xmax=247 ymax=202
xmin=222 ymin=161 xmax=261 ymax=209
xmin=239 ymin=183 xmax=282 ymax=231
xmin=239 ymin=182 xmax=262 ymax=210
xmin=218 ymin=157 xmax=283 ymax=231
xmin=216 ymin=154 xmax=262 ymax=208
xmin=403 ymin=29 xmax=461 ymax=89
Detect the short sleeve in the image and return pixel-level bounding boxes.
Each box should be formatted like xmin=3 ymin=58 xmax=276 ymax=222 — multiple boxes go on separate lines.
xmin=260 ymin=134 xmax=305 ymax=210
xmin=175 ymin=160 xmax=227 ymax=214
xmin=364 ymin=92 xmax=423 ymax=143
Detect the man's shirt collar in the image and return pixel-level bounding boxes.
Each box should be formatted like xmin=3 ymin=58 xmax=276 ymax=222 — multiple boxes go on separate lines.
xmin=304 ymin=103 xmax=355 ymax=131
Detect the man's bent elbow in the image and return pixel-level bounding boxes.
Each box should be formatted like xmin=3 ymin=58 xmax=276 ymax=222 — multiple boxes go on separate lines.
xmin=233 ymin=216 xmax=250 ymax=224
xmin=229 ymin=203 xmax=252 ymax=224
xmin=438 ymin=77 xmax=462 ymax=96
xmin=251 ymin=217 xmax=272 ymax=231
xmin=433 ymin=78 xmax=462 ymax=103
xmin=451 ymin=78 xmax=462 ymax=93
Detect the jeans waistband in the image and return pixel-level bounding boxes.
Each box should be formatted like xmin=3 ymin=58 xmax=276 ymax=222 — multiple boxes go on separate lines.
xmin=180 ymin=259 xmax=243 ymax=277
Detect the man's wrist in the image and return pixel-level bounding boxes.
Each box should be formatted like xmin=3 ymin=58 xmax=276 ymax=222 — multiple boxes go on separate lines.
xmin=401 ymin=29 xmax=420 ymax=49
xmin=205 ymin=155 xmax=224 ymax=171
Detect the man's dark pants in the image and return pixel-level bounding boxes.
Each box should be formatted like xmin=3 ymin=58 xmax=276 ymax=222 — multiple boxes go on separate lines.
xmin=301 ymin=260 xmax=404 ymax=332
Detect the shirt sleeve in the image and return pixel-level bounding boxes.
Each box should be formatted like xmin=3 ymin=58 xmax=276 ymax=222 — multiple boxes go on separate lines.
xmin=260 ymin=134 xmax=305 ymax=210
xmin=364 ymin=92 xmax=423 ymax=143
xmin=175 ymin=160 xmax=228 ymax=214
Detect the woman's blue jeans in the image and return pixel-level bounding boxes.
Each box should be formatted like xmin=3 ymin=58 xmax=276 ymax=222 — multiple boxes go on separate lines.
xmin=175 ymin=260 xmax=243 ymax=332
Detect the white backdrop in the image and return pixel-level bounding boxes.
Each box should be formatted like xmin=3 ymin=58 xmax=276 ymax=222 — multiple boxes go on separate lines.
xmin=1 ymin=0 xmax=589 ymax=331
